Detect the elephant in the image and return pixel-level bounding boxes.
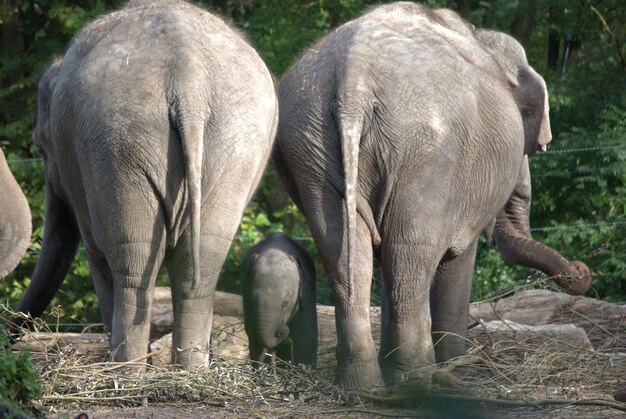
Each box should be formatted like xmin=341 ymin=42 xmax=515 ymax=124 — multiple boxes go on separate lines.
xmin=0 ymin=148 xmax=31 ymax=279
xmin=273 ymin=2 xmax=560 ymax=389
xmin=241 ymin=232 xmax=317 ymax=367
xmin=10 ymin=0 xmax=278 ymax=366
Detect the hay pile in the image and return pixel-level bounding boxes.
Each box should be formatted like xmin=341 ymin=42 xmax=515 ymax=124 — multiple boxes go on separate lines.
xmin=5 ymin=297 xmax=626 ymax=418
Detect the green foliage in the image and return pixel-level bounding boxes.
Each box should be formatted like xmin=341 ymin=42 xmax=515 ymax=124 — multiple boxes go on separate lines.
xmin=0 ymin=327 xmax=42 ymax=418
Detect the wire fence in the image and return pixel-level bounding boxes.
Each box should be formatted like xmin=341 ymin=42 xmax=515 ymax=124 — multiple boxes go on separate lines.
xmin=6 ymin=142 xmax=625 ymax=239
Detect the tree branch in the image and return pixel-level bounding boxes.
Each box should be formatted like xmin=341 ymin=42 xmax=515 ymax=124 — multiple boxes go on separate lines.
xmin=590 ymin=6 xmax=626 ymax=73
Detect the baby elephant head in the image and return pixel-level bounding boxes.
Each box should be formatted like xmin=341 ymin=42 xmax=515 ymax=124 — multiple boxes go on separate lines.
xmin=243 ymin=249 xmax=301 ymax=350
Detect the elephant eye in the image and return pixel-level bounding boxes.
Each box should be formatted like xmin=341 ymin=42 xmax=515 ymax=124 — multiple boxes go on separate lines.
xmin=281 ymin=300 xmax=289 ymax=308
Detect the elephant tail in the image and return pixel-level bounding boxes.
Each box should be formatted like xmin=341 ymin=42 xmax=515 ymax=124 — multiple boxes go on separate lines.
xmin=338 ymin=115 xmax=362 ymax=305
xmin=172 ymin=104 xmax=204 ymax=293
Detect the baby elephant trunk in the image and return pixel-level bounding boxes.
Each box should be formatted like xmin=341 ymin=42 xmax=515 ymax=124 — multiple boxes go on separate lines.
xmin=259 ymin=322 xmax=290 ymax=349
xmin=274 ymin=325 xmax=290 ymax=343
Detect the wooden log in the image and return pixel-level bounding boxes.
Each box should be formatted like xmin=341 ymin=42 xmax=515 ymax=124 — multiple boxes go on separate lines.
xmin=469 ymin=289 xmax=626 ymax=348
xmin=12 ymin=332 xmax=110 ymax=362
xmin=474 ymin=320 xmax=594 ymax=351
xmin=13 ymin=289 xmax=624 ymax=364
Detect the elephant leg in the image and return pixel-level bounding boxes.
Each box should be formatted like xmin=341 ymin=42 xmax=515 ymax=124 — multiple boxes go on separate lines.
xmin=430 ymin=238 xmax=479 ymax=364
xmin=379 ymin=237 xmax=439 ymax=386
xmin=307 ymin=202 xmax=379 ymax=389
xmin=167 ymin=230 xmax=216 ymax=366
xmin=249 ymin=336 xmax=269 ymax=365
xmin=104 ymin=205 xmax=166 ymax=363
xmin=85 ymin=252 xmax=114 ymax=333
xmin=275 ymin=339 xmax=293 ymax=365
xmin=12 ymin=187 xmax=80 ymax=330
xmin=168 ymin=170 xmax=255 ymax=366
xmin=289 ymin=309 xmax=318 ymax=367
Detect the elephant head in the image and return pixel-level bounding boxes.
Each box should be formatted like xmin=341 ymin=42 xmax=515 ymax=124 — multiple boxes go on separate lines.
xmin=0 ymin=148 xmax=32 ymax=279
xmin=476 ymin=29 xmax=552 ymax=154
xmin=243 ymin=248 xmax=301 ymax=350
xmin=489 ymin=157 xmax=592 ymax=295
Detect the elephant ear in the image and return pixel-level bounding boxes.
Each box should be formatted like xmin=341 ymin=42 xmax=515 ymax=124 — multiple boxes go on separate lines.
xmin=514 ymin=65 xmax=552 ymax=154
xmin=475 ymin=30 xmax=552 ymax=154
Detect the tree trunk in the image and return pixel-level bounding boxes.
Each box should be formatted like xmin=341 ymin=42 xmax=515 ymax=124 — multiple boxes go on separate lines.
xmin=547 ymin=5 xmax=562 ymax=71
xmin=510 ymin=2 xmax=536 ymax=44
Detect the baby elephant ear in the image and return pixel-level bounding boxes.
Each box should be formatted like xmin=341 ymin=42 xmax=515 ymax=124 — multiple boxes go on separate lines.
xmin=515 ymin=65 xmax=552 ymax=154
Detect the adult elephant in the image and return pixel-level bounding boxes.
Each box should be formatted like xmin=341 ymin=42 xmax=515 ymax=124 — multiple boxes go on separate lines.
xmin=0 ymin=148 xmax=31 ymax=279
xmin=274 ymin=2 xmax=562 ymax=389
xmin=11 ymin=0 xmax=277 ymax=366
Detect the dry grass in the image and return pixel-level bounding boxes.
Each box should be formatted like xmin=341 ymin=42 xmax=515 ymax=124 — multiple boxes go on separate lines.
xmin=5 ymin=308 xmax=626 ymax=418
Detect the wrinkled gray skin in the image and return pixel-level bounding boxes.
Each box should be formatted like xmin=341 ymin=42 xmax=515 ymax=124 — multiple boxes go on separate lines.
xmin=432 ymin=155 xmax=592 ymax=363
xmin=274 ymin=3 xmax=556 ymax=389
xmin=0 ymin=148 xmax=31 ymax=279
xmin=12 ymin=0 xmax=277 ymax=366
xmin=488 ymin=157 xmax=592 ymax=296
xmin=242 ymin=232 xmax=317 ymax=367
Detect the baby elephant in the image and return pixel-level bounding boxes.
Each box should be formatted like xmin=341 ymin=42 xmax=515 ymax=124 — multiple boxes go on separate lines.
xmin=242 ymin=232 xmax=317 ymax=367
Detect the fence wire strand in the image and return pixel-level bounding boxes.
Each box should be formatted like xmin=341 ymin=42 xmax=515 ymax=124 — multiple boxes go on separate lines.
xmin=5 ymin=144 xmax=626 ymax=238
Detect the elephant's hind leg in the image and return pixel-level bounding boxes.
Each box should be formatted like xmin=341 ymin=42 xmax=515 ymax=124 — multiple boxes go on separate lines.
xmin=166 ymin=230 xmax=217 ymax=366
xmin=306 ymin=198 xmax=380 ymax=389
xmin=430 ymin=238 xmax=479 ymax=364
xmin=379 ymin=236 xmax=440 ymax=386
xmin=167 ymin=167 xmax=259 ymax=366
xmin=104 ymin=207 xmax=167 ymax=363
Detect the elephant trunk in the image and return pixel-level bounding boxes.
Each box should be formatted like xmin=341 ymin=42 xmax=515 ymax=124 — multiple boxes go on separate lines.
xmin=254 ymin=312 xmax=290 ymax=350
xmin=9 ymin=186 xmax=80 ymax=333
xmin=0 ymin=151 xmax=32 ymax=279
xmin=495 ymin=231 xmax=590 ymax=295
xmin=494 ymin=183 xmax=591 ymax=295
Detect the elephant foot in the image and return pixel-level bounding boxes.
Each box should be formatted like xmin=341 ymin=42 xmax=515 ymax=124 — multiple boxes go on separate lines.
xmin=380 ymin=360 xmax=435 ymax=388
xmin=432 ymin=369 xmax=461 ymax=388
xmin=172 ymin=346 xmax=210 ymax=367
xmin=335 ymin=358 xmax=383 ymax=390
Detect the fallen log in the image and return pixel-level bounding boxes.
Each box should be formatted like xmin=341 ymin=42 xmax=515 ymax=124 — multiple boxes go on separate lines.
xmin=469 ymin=289 xmax=626 ymax=348
xmin=12 ymin=288 xmax=625 ymax=364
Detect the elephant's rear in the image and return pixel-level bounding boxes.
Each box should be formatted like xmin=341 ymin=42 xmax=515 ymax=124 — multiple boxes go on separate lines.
xmin=53 ymin=1 xmax=277 ymax=248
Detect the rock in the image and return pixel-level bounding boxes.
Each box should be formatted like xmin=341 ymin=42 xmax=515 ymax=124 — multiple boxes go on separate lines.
xmin=474 ymin=320 xmax=594 ymax=351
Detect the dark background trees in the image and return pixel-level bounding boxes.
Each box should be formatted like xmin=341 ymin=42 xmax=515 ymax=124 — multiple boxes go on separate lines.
xmin=1 ymin=0 xmax=624 ymax=326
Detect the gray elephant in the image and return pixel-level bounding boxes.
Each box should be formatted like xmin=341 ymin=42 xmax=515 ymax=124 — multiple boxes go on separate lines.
xmin=0 ymin=148 xmax=31 ymax=279
xmin=10 ymin=0 xmax=277 ymax=366
xmin=242 ymin=232 xmax=317 ymax=367
xmin=274 ymin=3 xmax=558 ymax=389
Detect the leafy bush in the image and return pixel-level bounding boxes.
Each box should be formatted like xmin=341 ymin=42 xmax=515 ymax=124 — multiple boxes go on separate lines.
xmin=0 ymin=327 xmax=42 ymax=418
